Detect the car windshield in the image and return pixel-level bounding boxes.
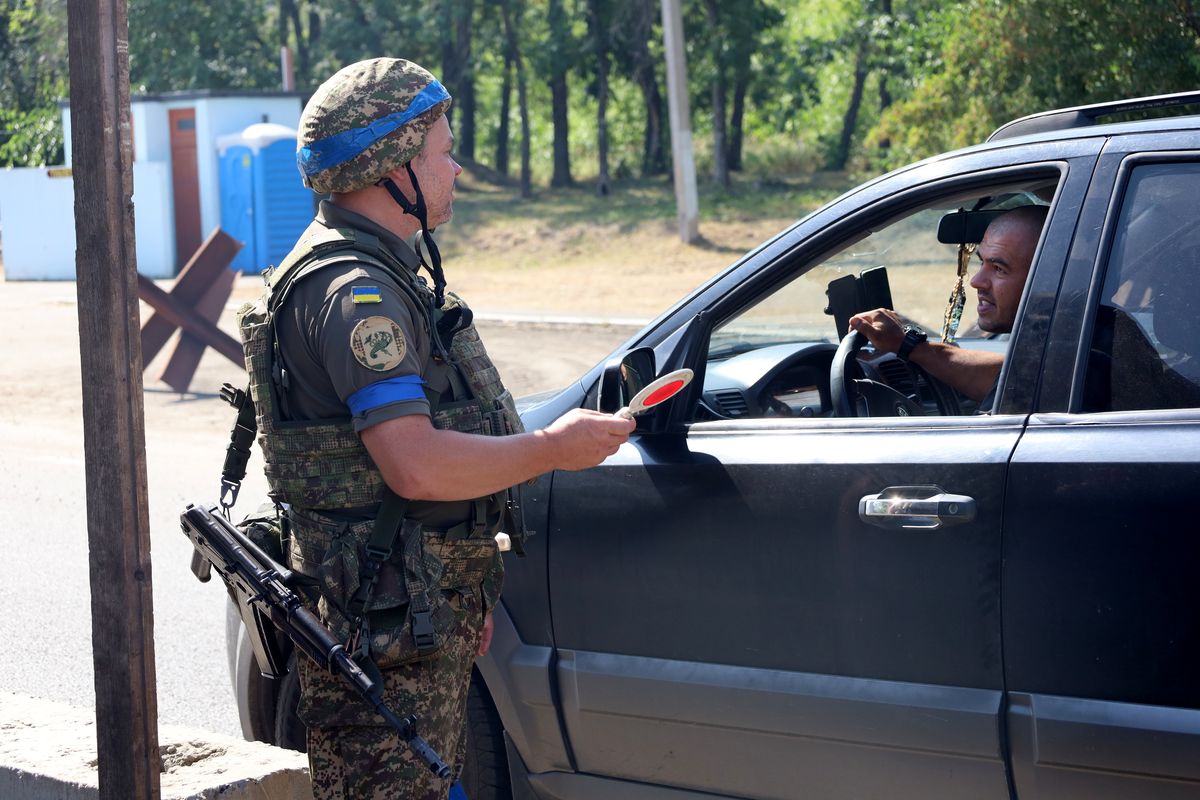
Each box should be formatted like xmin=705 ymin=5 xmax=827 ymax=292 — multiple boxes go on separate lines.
xmin=708 ymin=188 xmax=1050 ymax=359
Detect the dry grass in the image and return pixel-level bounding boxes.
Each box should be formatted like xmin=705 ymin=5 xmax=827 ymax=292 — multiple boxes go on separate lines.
xmin=430 ymin=169 xmax=976 ymax=334
xmin=432 ymin=170 xmax=854 ymax=318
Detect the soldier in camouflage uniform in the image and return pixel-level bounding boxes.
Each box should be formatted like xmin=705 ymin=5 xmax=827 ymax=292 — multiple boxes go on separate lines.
xmin=241 ymin=58 xmax=635 ymax=799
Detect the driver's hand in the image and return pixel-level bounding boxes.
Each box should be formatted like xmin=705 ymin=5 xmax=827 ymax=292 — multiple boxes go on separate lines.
xmin=849 ymin=308 xmax=905 ymax=354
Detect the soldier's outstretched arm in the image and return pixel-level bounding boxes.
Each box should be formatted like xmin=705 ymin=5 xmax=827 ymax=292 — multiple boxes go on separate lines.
xmin=360 ymin=408 xmax=635 ymax=502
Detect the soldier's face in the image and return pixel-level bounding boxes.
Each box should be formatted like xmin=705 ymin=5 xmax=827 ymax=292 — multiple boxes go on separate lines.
xmin=410 ymin=116 xmax=462 ymax=229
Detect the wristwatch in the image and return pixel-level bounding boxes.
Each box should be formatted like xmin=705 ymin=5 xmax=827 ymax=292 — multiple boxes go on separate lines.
xmin=897 ymin=325 xmax=928 ymax=361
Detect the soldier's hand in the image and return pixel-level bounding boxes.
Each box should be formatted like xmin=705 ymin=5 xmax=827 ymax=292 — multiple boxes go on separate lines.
xmin=543 ymin=408 xmax=635 ymax=471
xmin=849 ymin=308 xmax=905 ymax=354
xmin=478 ymin=612 xmax=494 ymax=656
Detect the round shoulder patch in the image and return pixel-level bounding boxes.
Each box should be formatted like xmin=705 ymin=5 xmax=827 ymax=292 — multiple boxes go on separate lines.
xmin=350 ymin=316 xmax=407 ymax=372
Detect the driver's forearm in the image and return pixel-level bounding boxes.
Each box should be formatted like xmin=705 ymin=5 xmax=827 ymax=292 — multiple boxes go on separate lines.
xmin=909 ymin=342 xmax=1003 ymax=402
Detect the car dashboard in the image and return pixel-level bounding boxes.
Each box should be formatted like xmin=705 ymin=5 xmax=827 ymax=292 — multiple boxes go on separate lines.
xmin=698 ymin=342 xmax=839 ymax=419
xmin=697 ymin=340 xmax=978 ymax=420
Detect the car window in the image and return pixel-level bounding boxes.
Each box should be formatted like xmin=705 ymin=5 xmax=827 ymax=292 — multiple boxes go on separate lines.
xmin=697 ymin=177 xmax=1056 ymax=421
xmin=708 ymin=206 xmax=979 ymax=356
xmin=1082 ymin=162 xmax=1200 ymax=412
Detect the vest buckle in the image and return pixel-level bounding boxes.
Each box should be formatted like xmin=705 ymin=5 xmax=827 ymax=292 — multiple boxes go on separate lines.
xmin=411 ymin=609 xmax=437 ymax=653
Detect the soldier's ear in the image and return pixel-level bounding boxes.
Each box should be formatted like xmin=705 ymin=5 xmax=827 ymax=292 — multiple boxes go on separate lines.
xmin=381 ymin=164 xmax=414 ymax=192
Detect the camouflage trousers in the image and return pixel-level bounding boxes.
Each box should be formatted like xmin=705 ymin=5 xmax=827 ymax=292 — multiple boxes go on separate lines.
xmin=299 ymin=586 xmax=485 ymax=800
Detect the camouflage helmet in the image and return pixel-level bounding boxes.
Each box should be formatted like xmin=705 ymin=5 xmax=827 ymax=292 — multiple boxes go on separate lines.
xmin=297 ymin=58 xmax=452 ymax=194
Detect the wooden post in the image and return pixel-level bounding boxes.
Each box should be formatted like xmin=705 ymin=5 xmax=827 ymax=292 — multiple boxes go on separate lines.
xmin=67 ymin=0 xmax=161 ymax=798
xmin=660 ymin=0 xmax=699 ymax=243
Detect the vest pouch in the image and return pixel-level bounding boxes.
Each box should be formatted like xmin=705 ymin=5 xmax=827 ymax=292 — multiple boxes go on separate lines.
xmin=434 ymin=392 xmax=520 ymax=437
xmin=493 ymin=388 xmax=525 ymax=435
xmin=432 ymin=397 xmax=485 ymax=435
xmin=427 ymin=537 xmax=500 ymax=590
xmin=361 ymin=518 xmax=457 ymax=669
xmin=238 ymin=501 xmax=287 ymax=566
xmin=301 ymin=513 xmax=456 ymax=669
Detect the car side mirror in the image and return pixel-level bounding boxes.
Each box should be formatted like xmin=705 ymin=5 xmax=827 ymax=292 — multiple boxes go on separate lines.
xmin=599 ymin=347 xmax=656 ymax=414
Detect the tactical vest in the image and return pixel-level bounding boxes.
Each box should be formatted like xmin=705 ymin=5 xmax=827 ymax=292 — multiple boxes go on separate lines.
xmin=237 ymin=225 xmax=523 ymax=667
xmin=238 ymin=226 xmax=524 ymax=512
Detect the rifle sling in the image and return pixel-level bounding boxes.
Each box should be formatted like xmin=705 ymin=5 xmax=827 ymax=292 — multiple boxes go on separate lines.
xmin=219 ymin=383 xmax=259 ymax=512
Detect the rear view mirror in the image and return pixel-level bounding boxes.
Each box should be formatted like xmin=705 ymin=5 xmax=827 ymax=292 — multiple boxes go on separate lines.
xmin=937 ymin=209 xmax=1008 ymax=244
xmin=599 ymin=347 xmax=656 ymax=414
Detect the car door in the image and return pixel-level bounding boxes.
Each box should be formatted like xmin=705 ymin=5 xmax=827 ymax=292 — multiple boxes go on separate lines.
xmin=546 ymin=153 xmax=1097 ymax=800
xmin=1003 ymin=136 xmax=1200 ymax=799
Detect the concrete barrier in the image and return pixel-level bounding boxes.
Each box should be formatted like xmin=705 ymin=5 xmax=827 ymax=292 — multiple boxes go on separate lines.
xmin=0 ymin=692 xmax=312 ymax=799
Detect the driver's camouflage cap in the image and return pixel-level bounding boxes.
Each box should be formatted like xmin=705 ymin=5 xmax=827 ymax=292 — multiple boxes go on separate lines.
xmin=296 ymin=58 xmax=452 ymax=194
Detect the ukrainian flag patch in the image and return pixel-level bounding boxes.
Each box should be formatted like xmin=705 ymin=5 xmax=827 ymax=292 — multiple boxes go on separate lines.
xmin=351 ymin=286 xmax=382 ymax=304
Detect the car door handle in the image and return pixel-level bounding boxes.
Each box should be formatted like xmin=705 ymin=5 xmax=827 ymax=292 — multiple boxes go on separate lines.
xmin=858 ymin=485 xmax=976 ymax=530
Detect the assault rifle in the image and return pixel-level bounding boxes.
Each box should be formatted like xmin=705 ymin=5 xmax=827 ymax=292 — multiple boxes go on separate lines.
xmin=181 ymin=502 xmax=450 ymax=778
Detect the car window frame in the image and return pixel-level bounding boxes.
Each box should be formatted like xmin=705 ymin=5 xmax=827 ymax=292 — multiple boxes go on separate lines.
xmin=662 ymin=161 xmax=1080 ymax=430
xmin=1065 ymin=150 xmax=1200 ymax=415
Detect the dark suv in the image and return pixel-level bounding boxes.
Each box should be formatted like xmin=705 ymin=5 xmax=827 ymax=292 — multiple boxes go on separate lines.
xmin=231 ymin=93 xmax=1200 ymax=800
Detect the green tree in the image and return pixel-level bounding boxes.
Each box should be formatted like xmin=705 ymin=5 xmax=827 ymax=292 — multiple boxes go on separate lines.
xmin=541 ymin=0 xmax=578 ymax=187
xmin=723 ymin=0 xmax=783 ymax=171
xmin=686 ymin=0 xmax=782 ymax=183
xmin=509 ymin=0 xmax=534 ymax=196
xmin=865 ymin=0 xmax=1200 ymax=171
xmin=127 ymin=0 xmax=276 ymax=91
xmin=701 ymin=0 xmax=731 ymax=186
xmin=440 ymin=0 xmax=478 ymax=161
xmin=278 ymin=0 xmax=323 ymax=89
xmin=611 ymin=0 xmax=666 ymax=176
xmin=585 ymin=0 xmax=614 ymax=194
xmin=821 ymin=0 xmax=927 ymax=170
xmin=0 ymin=0 xmax=67 ymax=166
xmin=315 ymin=3 xmax=439 ymax=87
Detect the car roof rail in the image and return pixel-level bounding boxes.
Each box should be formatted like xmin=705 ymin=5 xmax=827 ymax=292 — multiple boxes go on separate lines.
xmin=987 ymin=90 xmax=1200 ymax=142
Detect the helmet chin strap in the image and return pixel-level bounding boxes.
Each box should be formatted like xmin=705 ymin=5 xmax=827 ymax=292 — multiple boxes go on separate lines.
xmin=378 ymin=163 xmax=446 ymax=307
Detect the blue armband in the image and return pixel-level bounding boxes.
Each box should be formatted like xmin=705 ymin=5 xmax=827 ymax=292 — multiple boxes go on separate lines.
xmin=347 ymin=375 xmax=427 ymax=417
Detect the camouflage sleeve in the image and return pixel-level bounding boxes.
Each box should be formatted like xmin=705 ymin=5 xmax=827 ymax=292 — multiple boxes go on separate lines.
xmin=480 ymin=547 xmax=505 ymax=614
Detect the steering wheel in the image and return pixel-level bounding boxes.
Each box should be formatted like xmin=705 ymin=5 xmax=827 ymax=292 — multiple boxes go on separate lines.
xmin=830 ymin=330 xmax=962 ymax=417
xmin=830 ymin=330 xmax=869 ymax=416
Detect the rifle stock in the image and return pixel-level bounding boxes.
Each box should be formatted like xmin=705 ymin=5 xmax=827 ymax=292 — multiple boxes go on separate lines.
xmin=180 ymin=502 xmax=451 ymax=778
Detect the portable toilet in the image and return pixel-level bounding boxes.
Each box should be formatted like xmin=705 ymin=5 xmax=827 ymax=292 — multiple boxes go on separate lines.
xmin=218 ymin=122 xmax=313 ymax=273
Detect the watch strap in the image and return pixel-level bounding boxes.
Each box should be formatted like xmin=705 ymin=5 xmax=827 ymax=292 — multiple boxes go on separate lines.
xmin=897 ymin=327 xmax=927 ymax=361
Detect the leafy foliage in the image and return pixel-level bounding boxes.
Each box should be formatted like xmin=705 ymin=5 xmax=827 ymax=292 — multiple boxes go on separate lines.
xmin=0 ymin=0 xmax=66 ymax=166
xmin=864 ymin=0 xmax=1200 ymax=171
xmin=2 ymin=0 xmax=1198 ymax=189
xmin=127 ymin=0 xmax=277 ymax=92
xmin=0 ymin=103 xmax=62 ymax=166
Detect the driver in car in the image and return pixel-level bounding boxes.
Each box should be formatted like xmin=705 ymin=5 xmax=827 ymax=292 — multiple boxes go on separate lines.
xmin=848 ymin=205 xmax=1048 ymax=412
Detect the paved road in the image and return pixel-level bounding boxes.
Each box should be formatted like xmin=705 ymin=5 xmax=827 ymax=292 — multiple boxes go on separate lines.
xmin=0 ymin=279 xmax=638 ymax=738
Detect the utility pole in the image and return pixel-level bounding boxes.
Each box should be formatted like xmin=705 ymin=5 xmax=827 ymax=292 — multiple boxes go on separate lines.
xmin=660 ymin=0 xmax=699 ymax=243
xmin=67 ymin=0 xmax=161 ymax=797
xmin=281 ymin=46 xmax=296 ymax=91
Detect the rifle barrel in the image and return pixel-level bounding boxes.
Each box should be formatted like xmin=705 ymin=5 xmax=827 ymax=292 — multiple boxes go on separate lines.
xmin=180 ymin=502 xmax=451 ymax=776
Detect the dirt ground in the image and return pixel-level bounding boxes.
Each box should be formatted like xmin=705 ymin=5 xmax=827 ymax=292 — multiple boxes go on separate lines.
xmin=438 ymin=217 xmax=774 ymax=320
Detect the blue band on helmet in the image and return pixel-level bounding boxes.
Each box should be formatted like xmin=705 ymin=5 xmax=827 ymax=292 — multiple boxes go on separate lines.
xmin=297 ymin=79 xmax=450 ymax=177
xmin=346 ymin=374 xmax=427 ymax=417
